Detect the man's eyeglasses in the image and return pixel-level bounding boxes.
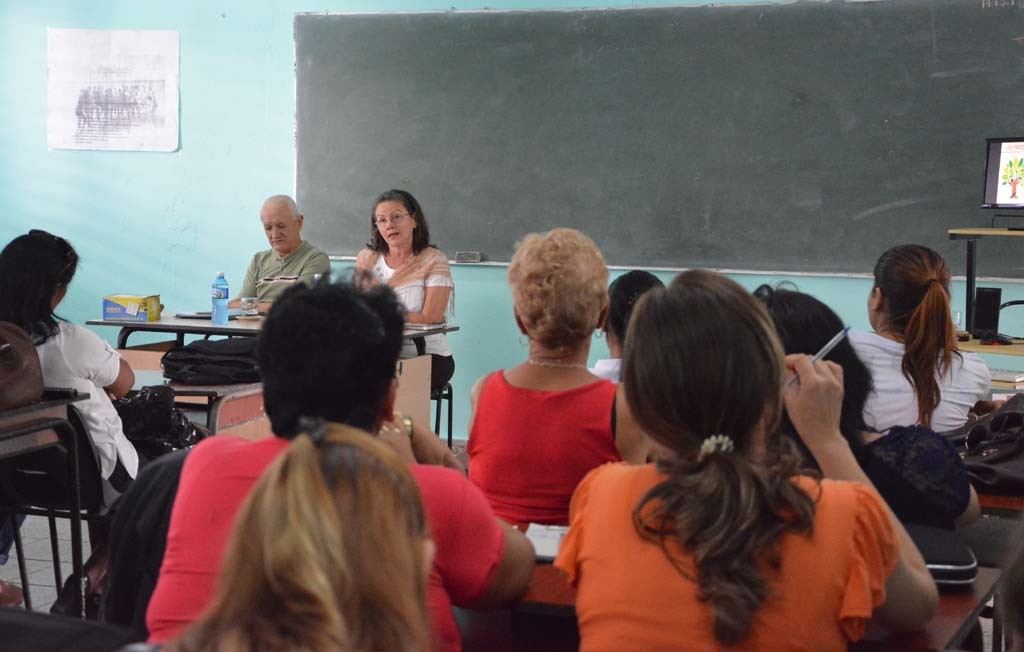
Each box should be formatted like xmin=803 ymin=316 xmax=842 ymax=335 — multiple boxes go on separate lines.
xmin=374 ymin=212 xmax=410 ymax=227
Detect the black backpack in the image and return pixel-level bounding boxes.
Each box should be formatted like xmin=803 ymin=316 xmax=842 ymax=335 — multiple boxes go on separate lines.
xmin=160 ymin=337 xmax=260 ymax=385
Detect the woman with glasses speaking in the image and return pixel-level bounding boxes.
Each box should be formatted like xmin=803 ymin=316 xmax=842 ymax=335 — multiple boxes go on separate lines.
xmin=356 ymin=189 xmax=455 ymax=391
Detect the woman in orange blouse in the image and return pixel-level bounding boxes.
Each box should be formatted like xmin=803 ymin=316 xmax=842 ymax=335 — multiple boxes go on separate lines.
xmin=555 ymin=270 xmax=938 ymax=651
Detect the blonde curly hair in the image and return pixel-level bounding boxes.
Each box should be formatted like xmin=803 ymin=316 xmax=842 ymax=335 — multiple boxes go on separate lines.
xmin=508 ymin=228 xmax=609 ymax=349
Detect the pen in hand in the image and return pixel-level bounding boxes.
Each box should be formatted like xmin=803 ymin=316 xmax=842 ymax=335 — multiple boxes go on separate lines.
xmin=785 ymin=326 xmax=850 ymax=389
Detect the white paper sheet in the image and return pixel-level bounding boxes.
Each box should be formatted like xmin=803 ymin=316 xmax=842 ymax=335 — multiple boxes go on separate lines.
xmin=47 ymin=28 xmax=179 ymax=152
xmin=525 ymin=524 xmax=568 ymax=562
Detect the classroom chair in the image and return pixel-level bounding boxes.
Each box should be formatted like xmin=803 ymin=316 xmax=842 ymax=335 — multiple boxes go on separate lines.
xmin=0 ymin=401 xmax=105 ymax=616
xmin=0 ymin=606 xmax=138 ymax=652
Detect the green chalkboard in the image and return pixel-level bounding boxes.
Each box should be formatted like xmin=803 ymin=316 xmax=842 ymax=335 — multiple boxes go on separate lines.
xmin=296 ymin=1 xmax=1024 ymax=275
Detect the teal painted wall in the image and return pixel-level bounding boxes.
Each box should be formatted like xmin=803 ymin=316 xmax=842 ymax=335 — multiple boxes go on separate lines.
xmin=4 ymin=1 xmax=1024 ymax=442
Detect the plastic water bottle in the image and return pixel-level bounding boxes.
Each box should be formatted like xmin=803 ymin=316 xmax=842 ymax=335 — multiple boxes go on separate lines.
xmin=211 ymin=272 xmax=230 ymax=325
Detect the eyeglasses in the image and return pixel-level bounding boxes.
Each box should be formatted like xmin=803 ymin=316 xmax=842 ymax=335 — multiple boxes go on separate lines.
xmin=374 ymin=212 xmax=410 ymax=227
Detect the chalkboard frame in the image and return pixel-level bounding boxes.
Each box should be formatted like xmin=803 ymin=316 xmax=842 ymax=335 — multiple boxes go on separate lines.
xmin=295 ymin=2 xmax=1024 ymax=277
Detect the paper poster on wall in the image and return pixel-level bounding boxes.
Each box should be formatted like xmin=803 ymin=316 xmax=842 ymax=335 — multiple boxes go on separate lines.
xmin=47 ymin=28 xmax=179 ymax=152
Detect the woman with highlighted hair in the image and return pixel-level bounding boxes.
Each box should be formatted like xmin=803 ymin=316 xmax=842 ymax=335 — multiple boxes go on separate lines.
xmin=555 ymin=270 xmax=938 ymax=651
xmin=165 ymin=424 xmax=432 ymax=652
xmin=852 ymin=244 xmax=989 ymax=433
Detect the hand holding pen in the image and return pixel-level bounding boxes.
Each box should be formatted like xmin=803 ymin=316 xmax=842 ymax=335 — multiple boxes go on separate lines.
xmin=785 ymin=326 xmax=850 ymax=389
xmin=782 ymin=327 xmax=848 ymax=451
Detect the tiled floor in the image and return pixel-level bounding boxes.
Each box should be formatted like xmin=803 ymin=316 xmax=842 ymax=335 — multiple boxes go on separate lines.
xmin=0 ymin=515 xmax=90 ymax=613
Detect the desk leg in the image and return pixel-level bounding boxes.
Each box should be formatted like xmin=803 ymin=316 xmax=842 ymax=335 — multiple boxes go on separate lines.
xmin=966 ymin=238 xmax=977 ymax=334
xmin=116 ymin=327 xmax=135 ymax=349
xmin=63 ymin=420 xmax=84 ymax=618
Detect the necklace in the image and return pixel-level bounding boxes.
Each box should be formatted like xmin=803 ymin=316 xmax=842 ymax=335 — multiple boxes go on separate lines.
xmin=528 ymin=357 xmax=587 ymax=370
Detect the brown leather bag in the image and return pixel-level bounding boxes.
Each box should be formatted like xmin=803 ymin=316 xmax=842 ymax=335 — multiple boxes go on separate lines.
xmin=0 ymin=322 xmax=44 ymax=410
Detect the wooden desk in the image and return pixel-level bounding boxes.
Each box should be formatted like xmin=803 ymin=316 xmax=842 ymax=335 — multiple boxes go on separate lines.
xmin=948 ymin=228 xmax=1024 ymax=335
xmin=0 ymin=399 xmax=75 ymax=461
xmin=459 ymin=564 xmax=1001 ymax=652
xmin=88 ymin=315 xmax=459 ymax=349
xmin=0 ymin=395 xmax=87 ymax=466
xmin=859 ymin=566 xmax=1000 ymax=651
xmin=978 ymin=492 xmax=1024 ymax=512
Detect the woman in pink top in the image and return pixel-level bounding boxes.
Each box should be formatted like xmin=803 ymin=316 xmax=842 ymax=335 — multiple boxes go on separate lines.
xmin=468 ymin=228 xmax=651 ymax=525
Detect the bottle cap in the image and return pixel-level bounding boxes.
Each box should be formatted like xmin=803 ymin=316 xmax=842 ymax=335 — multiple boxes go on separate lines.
xmin=217 ymin=272 xmax=225 ymax=277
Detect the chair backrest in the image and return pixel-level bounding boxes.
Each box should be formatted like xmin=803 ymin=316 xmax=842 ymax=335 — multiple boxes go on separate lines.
xmin=0 ymin=405 xmax=105 ymax=512
xmin=0 ymin=606 xmax=138 ymax=652
xmin=104 ymin=448 xmax=189 ymax=639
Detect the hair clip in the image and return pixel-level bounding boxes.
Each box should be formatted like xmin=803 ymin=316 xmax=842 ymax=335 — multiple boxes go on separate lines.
xmin=697 ymin=434 xmax=735 ymax=462
xmin=297 ymin=416 xmax=329 ymax=447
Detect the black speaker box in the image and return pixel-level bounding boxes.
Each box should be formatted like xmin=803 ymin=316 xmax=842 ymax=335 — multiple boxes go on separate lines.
xmin=972 ymin=287 xmax=1002 ymax=339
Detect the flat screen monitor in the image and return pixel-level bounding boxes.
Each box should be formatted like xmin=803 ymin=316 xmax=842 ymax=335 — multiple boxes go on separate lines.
xmin=982 ymin=137 xmax=1024 ymax=208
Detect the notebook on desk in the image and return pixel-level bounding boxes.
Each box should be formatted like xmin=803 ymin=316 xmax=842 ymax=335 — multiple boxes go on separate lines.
xmin=404 ymin=322 xmax=446 ymax=331
xmin=991 ymin=369 xmax=1024 ymax=384
xmin=525 ymin=524 xmax=568 ymax=562
xmin=175 ymin=310 xmax=241 ymax=321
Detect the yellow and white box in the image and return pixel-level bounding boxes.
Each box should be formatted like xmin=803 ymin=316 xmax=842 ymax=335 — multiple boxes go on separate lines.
xmin=102 ymin=295 xmax=162 ymax=322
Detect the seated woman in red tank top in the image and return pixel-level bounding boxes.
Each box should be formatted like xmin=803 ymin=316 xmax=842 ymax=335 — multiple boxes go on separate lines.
xmin=468 ymin=228 xmax=652 ymax=525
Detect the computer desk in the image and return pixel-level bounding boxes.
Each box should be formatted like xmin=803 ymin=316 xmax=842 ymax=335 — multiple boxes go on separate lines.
xmin=456 ymin=564 xmax=1002 ymax=652
xmin=948 ymin=228 xmax=1024 ymax=335
xmin=958 ymin=337 xmax=1024 ymax=357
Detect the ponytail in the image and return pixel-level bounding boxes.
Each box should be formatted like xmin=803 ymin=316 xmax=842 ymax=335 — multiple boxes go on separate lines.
xmin=902 ymin=281 xmax=957 ymax=428
xmin=623 ymin=271 xmax=817 ymax=646
xmin=633 ymin=438 xmax=815 ymax=644
xmin=873 ymin=245 xmax=960 ymax=429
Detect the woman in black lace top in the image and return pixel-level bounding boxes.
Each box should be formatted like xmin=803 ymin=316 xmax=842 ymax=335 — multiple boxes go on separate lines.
xmin=754 ymin=284 xmax=980 ymax=530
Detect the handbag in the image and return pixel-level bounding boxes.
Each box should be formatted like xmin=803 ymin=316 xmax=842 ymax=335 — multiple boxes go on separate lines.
xmin=945 ymin=394 xmax=1024 ymax=494
xmin=0 ymin=322 xmax=44 ymax=411
xmin=113 ymin=385 xmax=205 ymax=459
